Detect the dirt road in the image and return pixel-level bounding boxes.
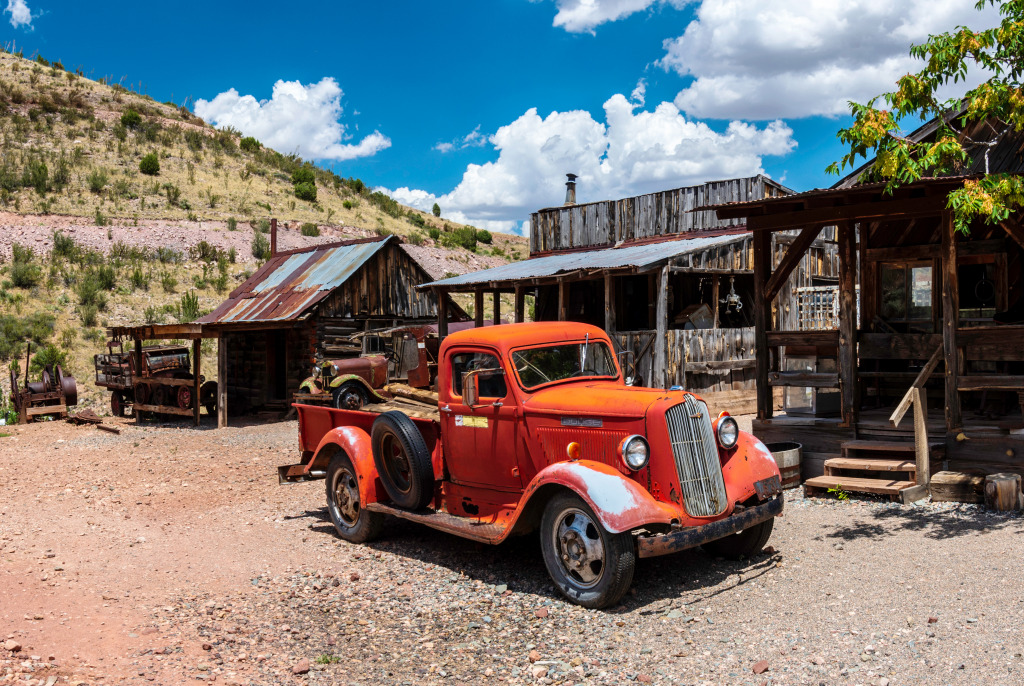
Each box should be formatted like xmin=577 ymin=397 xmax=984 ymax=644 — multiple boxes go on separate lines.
xmin=2 ymin=418 xmax=1023 ymax=685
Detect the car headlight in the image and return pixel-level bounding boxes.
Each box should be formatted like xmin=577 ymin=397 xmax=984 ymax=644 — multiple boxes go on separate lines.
xmin=716 ymin=414 xmax=739 ymax=449
xmin=312 ymin=366 xmax=321 ymax=378
xmin=618 ymin=435 xmax=650 ymax=471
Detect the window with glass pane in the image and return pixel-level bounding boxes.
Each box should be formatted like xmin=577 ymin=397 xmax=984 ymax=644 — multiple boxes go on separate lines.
xmin=879 ymin=263 xmax=933 ymax=326
xmin=451 ymin=352 xmax=507 ymax=398
xmin=908 ymin=266 xmax=933 ymax=320
xmin=880 ymin=265 xmax=907 ymax=320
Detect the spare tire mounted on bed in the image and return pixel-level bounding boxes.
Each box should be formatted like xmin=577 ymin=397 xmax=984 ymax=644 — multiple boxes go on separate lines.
xmin=370 ymin=411 xmax=434 ymax=510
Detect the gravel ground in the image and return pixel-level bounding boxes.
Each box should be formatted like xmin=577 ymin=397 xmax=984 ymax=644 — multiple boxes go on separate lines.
xmin=2 ymin=417 xmax=1023 ymax=686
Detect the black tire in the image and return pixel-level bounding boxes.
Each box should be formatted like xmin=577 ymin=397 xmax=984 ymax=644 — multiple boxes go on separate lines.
xmin=326 ymin=451 xmax=384 ymax=543
xmin=370 ymin=411 xmax=434 ymax=510
xmin=110 ymin=392 xmax=125 ymax=417
xmin=540 ymin=492 xmax=635 ymax=609
xmin=701 ymin=517 xmax=774 ymax=560
xmin=332 ymin=382 xmax=368 ymax=410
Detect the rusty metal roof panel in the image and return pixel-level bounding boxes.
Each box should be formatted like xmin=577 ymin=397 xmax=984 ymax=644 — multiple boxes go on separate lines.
xmin=198 ymin=237 xmax=391 ymax=325
xmin=421 ymin=233 xmax=744 ymax=289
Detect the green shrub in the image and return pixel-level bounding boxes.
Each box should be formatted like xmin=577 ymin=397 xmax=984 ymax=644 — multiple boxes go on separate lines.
xmin=294 ymin=182 xmax=317 ymax=202
xmin=120 ymin=109 xmax=142 ymax=129
xmin=342 ymin=199 xmax=356 ymax=210
xmin=407 ymin=212 xmax=426 ymax=228
xmin=291 ymin=166 xmax=315 ymax=185
xmin=52 ymin=231 xmax=80 ymax=261
xmin=9 ymin=244 xmax=41 ymax=288
xmin=95 ymin=264 xmax=116 ymax=290
xmin=112 ymin=122 xmax=127 ymax=141
xmin=94 ymin=208 xmax=107 ymax=226
xmin=163 ymin=183 xmax=181 ymax=206
xmin=190 ymin=240 xmax=220 ymax=263
xmin=226 ymin=217 xmax=237 ymax=231
xmin=178 ymin=290 xmax=200 ymax=322
xmin=476 ymin=229 xmax=493 ymax=244
xmin=139 ymin=152 xmax=160 ymax=175
xmin=75 ymin=273 xmax=107 ymax=309
xmin=240 ymin=136 xmax=261 ymax=153
xmin=228 ymin=247 xmax=237 ymax=263
xmin=432 ymin=202 xmax=441 ymax=217
xmin=29 ymin=344 xmax=68 ymax=374
xmin=427 ymin=227 xmax=440 ymax=241
xmin=300 ymin=222 xmax=320 ymax=237
xmin=161 ymin=272 xmax=177 ymax=293
xmin=79 ymin=305 xmax=98 ymax=327
xmin=0 ymin=312 xmax=55 ymax=361
xmin=24 ymin=159 xmax=48 ymax=195
xmin=252 ymin=231 xmax=270 ymax=260
xmin=256 ymin=218 xmax=270 ymax=233
xmin=155 ymin=247 xmax=181 ymax=264
xmin=185 ymin=129 xmax=204 ymax=151
xmin=406 ymin=232 xmax=425 ymax=246
xmin=130 ymin=266 xmax=149 ymax=291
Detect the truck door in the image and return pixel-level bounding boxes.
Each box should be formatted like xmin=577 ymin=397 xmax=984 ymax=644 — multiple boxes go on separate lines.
xmin=442 ymin=348 xmax=523 ymax=491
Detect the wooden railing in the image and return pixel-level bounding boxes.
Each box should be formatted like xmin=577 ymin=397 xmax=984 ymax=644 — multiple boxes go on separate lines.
xmin=888 ymin=345 xmax=944 ymax=502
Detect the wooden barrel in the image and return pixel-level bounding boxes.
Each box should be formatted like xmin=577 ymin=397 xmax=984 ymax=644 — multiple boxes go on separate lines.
xmin=766 ymin=442 xmax=802 ymax=489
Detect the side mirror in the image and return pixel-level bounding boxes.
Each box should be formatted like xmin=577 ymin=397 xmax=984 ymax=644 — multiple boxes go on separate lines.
xmin=462 ymin=371 xmax=480 ymax=407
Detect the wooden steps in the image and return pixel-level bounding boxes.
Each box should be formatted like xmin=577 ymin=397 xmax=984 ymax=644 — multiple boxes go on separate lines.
xmin=803 ymin=438 xmax=943 ymax=502
xmin=804 ymin=475 xmax=916 ymax=497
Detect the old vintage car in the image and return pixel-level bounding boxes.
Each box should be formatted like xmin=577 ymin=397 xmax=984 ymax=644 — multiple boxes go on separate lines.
xmin=282 ymin=322 xmax=782 ymax=608
xmin=299 ymin=354 xmax=392 ymax=410
xmin=95 ymin=343 xmax=216 ymax=418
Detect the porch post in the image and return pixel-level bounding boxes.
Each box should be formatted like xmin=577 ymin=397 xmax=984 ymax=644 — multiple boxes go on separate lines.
xmin=654 ymin=265 xmax=669 ymax=389
xmin=941 ymin=210 xmax=962 ymax=431
xmin=514 ymin=286 xmax=525 ymax=323
xmin=492 ymin=291 xmax=501 ymax=325
xmin=474 ymin=290 xmax=484 ymax=328
xmin=437 ymin=288 xmax=449 ymax=339
xmin=217 ymin=332 xmax=228 ymax=429
xmin=558 ymin=280 xmax=567 ymax=321
xmin=752 ymin=230 xmax=772 ymax=419
xmin=711 ymin=275 xmax=720 ymax=328
xmin=192 ymin=338 xmax=201 ymax=427
xmin=604 ymin=272 xmax=615 ymax=333
xmin=837 ymin=221 xmax=858 ymax=428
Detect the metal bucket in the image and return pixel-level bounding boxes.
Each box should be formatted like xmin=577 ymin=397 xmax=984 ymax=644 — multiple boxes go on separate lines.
xmin=766 ymin=442 xmax=802 ymax=489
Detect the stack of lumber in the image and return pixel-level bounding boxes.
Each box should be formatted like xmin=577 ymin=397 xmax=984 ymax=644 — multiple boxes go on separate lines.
xmin=365 ymin=384 xmax=440 ymax=421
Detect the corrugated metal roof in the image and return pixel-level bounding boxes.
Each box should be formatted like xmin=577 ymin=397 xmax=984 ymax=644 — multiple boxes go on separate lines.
xmin=198 ymin=237 xmax=391 ymax=325
xmin=421 ymin=233 xmax=745 ymax=289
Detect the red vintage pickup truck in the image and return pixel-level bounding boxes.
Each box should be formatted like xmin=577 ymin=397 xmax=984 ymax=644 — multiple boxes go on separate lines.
xmin=282 ymin=322 xmax=783 ymax=608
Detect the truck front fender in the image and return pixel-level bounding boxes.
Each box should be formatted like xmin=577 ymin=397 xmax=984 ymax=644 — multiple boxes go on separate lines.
xmin=720 ymin=431 xmax=783 ymax=506
xmin=329 ymin=374 xmax=388 ymax=403
xmin=521 ymin=460 xmax=678 ymax=534
xmin=311 ymin=426 xmax=385 ymax=506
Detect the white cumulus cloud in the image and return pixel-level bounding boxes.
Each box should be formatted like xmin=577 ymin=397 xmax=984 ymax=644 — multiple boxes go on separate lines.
xmin=194 ymin=77 xmax=391 ymax=162
xmin=660 ymin=0 xmax=1001 ymax=119
xmin=434 ymin=126 xmax=488 ymax=153
xmin=383 ymin=92 xmax=794 ymax=232
xmin=549 ymin=0 xmax=689 ymax=33
xmin=5 ymin=0 xmax=33 ymax=29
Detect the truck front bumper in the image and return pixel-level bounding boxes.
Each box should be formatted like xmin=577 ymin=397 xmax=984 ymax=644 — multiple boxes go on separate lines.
xmin=636 ymin=492 xmax=784 ymax=559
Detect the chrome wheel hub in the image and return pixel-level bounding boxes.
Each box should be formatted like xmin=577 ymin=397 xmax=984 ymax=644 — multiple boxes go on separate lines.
xmin=333 ymin=469 xmax=360 ymax=524
xmin=554 ymin=508 xmax=605 ymax=587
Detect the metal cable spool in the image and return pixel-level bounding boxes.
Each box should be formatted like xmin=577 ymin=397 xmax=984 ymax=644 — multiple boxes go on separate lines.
xmin=56 ymin=366 xmax=78 ymax=406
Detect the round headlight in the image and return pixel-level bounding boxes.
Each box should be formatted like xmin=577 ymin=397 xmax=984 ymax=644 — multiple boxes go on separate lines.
xmin=619 ymin=435 xmax=650 ymax=471
xmin=716 ymin=415 xmax=739 ymax=449
xmin=312 ymin=366 xmax=321 ymax=378
xmin=331 ymin=364 xmax=339 ymax=376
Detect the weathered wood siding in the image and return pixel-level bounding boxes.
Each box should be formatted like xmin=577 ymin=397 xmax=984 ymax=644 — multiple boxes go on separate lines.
xmin=318 ymin=243 xmax=441 ymax=322
xmin=612 ymin=327 xmax=756 ymax=393
xmin=530 ymin=175 xmax=789 ymax=254
xmin=773 ymin=229 xmax=841 ymax=330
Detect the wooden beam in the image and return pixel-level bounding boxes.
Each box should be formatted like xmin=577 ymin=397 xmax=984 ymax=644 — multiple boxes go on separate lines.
xmin=889 ymin=344 xmax=944 ymax=427
xmin=603 ymin=273 xmax=615 ymax=333
xmin=492 ymin=291 xmax=501 ymax=326
xmin=217 ymin=333 xmax=228 ymax=429
xmin=865 ymin=238 xmax=1006 ymax=262
xmin=558 ymin=281 xmax=568 ymax=321
xmin=669 ymin=266 xmax=752 ymax=275
xmin=941 ymin=211 xmax=962 ymax=432
xmin=514 ymin=286 xmax=525 ymax=323
xmin=837 ymin=221 xmax=858 ymax=427
xmin=753 ymin=230 xmax=772 ymax=419
xmin=437 ymin=288 xmax=449 ymax=339
xmin=913 ymin=387 xmax=930 ymax=487
xmin=747 ymin=195 xmax=947 ymax=232
xmin=193 ymin=338 xmax=201 ymax=427
xmin=768 ymin=372 xmax=839 ymax=388
xmin=474 ymin=290 xmax=484 ymax=328
xmin=765 ymin=330 xmax=840 ymax=348
xmin=686 ymin=359 xmax=756 ymax=373
xmin=1000 ymin=220 xmax=1024 ymax=252
xmin=654 ymin=266 xmax=669 ymax=389
xmin=711 ymin=275 xmax=720 ymax=328
xmin=764 ymin=225 xmax=824 ymax=304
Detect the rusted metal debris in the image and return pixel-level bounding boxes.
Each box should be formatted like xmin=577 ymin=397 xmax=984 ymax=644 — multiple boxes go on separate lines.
xmin=67 ymin=409 xmax=121 ymax=434
xmin=8 ymin=344 xmax=78 ymax=424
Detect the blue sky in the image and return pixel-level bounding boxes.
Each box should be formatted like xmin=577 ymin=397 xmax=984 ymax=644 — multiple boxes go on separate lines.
xmin=4 ymin=0 xmax=996 ymax=232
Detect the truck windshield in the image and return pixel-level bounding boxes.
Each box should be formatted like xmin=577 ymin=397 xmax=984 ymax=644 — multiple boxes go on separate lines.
xmin=512 ymin=342 xmax=617 ymax=390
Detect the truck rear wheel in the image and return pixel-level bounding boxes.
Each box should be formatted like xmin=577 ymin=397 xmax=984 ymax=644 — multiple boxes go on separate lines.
xmin=701 ymin=517 xmax=774 ymax=560
xmin=371 ymin=411 xmax=434 ymax=510
xmin=326 ymin=451 xmax=384 ymax=543
xmin=110 ymin=391 xmax=125 ymax=417
xmin=540 ymin=492 xmax=635 ymax=609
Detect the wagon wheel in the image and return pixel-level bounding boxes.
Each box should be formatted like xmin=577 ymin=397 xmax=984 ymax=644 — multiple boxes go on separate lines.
xmin=152 ymin=385 xmax=168 ymax=411
xmin=110 ymin=391 xmax=125 ymax=417
xmin=176 ymin=385 xmax=193 ymax=410
xmin=135 ymin=383 xmax=151 ymax=406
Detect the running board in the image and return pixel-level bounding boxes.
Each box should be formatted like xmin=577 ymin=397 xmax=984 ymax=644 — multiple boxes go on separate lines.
xmin=364 ymin=502 xmax=509 ymax=544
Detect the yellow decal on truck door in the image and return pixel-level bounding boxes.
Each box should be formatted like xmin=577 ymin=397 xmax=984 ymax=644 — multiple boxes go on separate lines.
xmin=455 ymin=415 xmax=488 ymax=428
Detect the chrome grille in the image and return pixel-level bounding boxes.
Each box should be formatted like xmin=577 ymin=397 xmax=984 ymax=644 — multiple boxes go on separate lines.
xmin=665 ymin=396 xmax=728 ymax=517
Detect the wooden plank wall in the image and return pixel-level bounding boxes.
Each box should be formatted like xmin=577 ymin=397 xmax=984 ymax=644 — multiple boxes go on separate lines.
xmin=319 ymin=243 xmax=441 ymax=321
xmin=530 ymin=176 xmax=789 ymax=254
xmin=774 ymin=230 xmax=841 ymax=330
xmin=612 ymin=328 xmax=756 ymax=393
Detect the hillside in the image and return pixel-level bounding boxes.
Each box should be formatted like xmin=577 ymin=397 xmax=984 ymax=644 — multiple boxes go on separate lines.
xmin=0 ymin=47 xmax=527 ymax=418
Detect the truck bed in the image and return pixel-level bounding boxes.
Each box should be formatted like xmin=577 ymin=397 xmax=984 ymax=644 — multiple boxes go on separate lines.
xmin=295 ymin=403 xmax=441 ymax=459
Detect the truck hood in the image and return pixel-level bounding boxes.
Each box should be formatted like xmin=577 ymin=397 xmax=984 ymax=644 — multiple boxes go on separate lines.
xmin=523 ymin=381 xmax=681 ymax=418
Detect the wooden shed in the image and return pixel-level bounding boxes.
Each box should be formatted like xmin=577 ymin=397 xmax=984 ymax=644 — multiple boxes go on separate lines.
xmin=197 ymin=235 xmax=465 ymax=426
xmin=708 ymin=116 xmax=1024 ymax=502
xmin=423 ymin=175 xmax=840 ymax=411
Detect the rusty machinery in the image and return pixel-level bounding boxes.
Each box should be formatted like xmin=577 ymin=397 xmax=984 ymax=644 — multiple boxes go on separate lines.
xmin=8 ymin=344 xmax=78 ymax=424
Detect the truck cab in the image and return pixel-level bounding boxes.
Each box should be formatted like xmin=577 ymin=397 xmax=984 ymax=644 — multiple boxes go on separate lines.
xmin=287 ymin=322 xmax=783 ymax=608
